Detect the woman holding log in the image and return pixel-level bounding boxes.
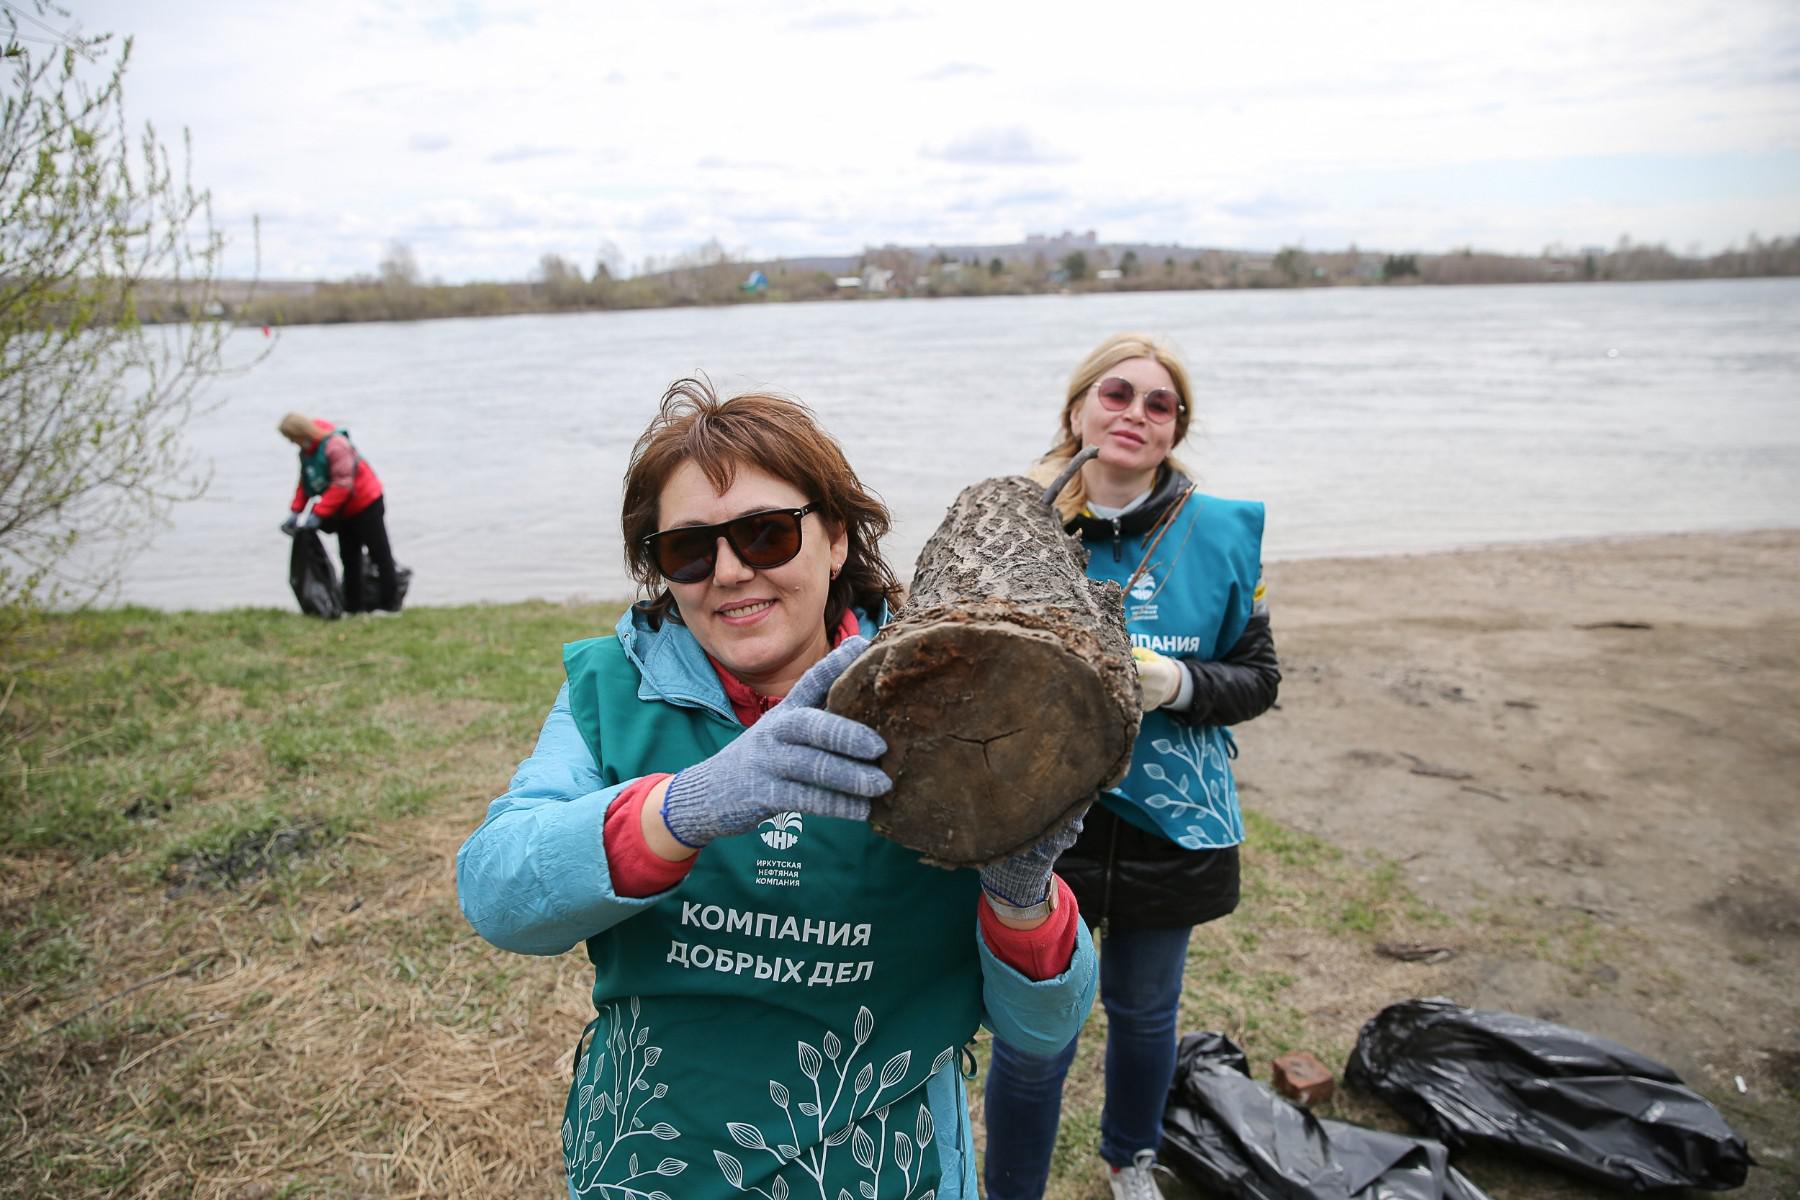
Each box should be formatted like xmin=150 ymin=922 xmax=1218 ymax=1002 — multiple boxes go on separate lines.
xmin=456 ymin=379 xmax=1097 ymax=1200
xmin=983 ymin=334 xmax=1281 ymax=1200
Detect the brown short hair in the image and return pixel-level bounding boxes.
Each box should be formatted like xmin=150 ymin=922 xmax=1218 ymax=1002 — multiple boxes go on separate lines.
xmin=621 ymin=377 xmax=902 ymax=631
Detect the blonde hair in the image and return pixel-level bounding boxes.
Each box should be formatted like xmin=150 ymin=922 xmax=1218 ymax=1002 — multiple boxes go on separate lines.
xmin=278 ymin=412 xmax=324 ymax=445
xmin=1029 ymin=333 xmax=1196 ymax=522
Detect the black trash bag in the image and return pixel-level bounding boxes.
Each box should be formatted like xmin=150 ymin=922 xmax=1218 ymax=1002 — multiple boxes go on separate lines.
xmin=1345 ymin=998 xmax=1753 ymax=1192
xmin=289 ymin=528 xmax=343 ymax=619
xmin=1184 ymin=1030 xmax=1251 ymax=1077
xmin=1161 ymin=1031 xmax=1492 ymax=1200
xmin=354 ymin=548 xmax=412 ymax=612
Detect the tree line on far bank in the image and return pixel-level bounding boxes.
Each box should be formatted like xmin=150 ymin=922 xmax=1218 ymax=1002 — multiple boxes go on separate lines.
xmin=202 ymin=232 xmax=1800 ymax=330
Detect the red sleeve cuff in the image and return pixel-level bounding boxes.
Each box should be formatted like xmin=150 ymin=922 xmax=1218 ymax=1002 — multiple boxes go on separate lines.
xmin=603 ymin=774 xmax=692 ymax=897
xmin=978 ymin=875 xmax=1080 ymax=981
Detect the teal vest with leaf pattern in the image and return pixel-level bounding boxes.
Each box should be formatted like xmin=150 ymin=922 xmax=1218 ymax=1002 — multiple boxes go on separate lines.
xmin=1083 ymin=494 xmax=1263 ymax=848
xmin=560 ymin=633 xmax=984 ymax=1200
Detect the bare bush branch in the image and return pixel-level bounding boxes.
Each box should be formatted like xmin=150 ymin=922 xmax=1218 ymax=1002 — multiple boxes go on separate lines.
xmin=1 ymin=7 xmax=262 ymax=616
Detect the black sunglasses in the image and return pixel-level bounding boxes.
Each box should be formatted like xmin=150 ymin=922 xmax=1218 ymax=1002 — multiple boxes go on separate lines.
xmin=643 ymin=503 xmax=822 ymax=583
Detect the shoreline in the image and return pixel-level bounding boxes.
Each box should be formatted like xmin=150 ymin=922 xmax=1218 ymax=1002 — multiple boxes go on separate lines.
xmin=84 ymin=524 xmax=1800 ymax=615
xmin=1265 ymin=521 xmax=1800 ymax=564
xmin=215 ymin=268 xmax=1800 ymax=332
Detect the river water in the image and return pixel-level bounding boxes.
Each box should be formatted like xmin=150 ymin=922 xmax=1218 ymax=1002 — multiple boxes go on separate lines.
xmin=117 ymin=278 xmax=1800 ymax=610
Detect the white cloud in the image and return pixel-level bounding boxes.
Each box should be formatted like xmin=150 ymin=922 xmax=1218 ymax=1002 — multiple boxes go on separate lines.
xmin=65 ymin=0 xmax=1800 ymax=279
xmin=923 ymin=127 xmax=1072 ymax=166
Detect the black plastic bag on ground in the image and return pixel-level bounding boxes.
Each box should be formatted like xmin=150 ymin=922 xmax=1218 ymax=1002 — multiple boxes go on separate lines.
xmin=1345 ymin=998 xmax=1752 ymax=1192
xmin=289 ymin=529 xmax=343 ymax=619
xmin=354 ymin=549 xmax=412 ymax=612
xmin=1161 ymin=1031 xmax=1492 ymax=1200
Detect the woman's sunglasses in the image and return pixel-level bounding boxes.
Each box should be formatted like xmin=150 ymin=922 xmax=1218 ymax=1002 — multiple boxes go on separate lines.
xmin=643 ymin=503 xmax=821 ymax=583
xmin=1093 ymin=376 xmax=1184 ymax=424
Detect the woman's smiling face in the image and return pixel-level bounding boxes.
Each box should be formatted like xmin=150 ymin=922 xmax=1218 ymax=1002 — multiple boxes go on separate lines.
xmin=657 ymin=459 xmax=846 ymax=697
xmin=1072 ymin=356 xmax=1181 ymax=475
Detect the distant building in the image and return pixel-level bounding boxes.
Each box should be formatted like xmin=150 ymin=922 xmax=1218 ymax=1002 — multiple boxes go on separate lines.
xmin=835 ymin=276 xmax=862 ymax=289
xmin=862 ymin=267 xmax=894 ymax=292
xmin=1024 ymin=229 xmax=1099 ymax=251
xmin=1095 ymin=268 xmax=1123 ymax=281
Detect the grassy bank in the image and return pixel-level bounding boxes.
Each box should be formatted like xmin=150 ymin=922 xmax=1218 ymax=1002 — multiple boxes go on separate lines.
xmin=0 ymin=606 xmax=1778 ymax=1197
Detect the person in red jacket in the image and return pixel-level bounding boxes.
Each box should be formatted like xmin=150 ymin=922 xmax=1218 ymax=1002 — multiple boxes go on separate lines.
xmin=278 ymin=411 xmax=400 ymax=613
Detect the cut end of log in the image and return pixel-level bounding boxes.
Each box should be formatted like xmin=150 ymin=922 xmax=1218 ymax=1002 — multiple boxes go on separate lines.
xmin=827 ymin=615 xmax=1135 ymax=867
xmin=831 ymin=473 xmax=1140 ymax=867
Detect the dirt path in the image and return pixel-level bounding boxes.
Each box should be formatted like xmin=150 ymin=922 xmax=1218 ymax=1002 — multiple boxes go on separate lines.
xmin=1250 ymin=530 xmax=1799 ymax=1175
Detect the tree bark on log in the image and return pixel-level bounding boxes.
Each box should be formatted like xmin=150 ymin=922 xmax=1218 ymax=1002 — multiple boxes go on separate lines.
xmin=827 ymin=475 xmax=1140 ymax=866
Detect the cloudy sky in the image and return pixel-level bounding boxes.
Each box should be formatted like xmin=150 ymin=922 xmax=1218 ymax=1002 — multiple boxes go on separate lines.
xmin=35 ymin=0 xmax=1800 ymax=281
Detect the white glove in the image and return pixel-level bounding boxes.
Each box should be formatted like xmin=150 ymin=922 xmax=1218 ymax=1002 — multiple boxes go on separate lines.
xmin=1132 ymin=647 xmax=1184 ymax=711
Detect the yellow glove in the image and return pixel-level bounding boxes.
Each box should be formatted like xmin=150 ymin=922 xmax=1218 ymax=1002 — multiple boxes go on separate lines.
xmin=1132 ymin=646 xmax=1183 ymax=711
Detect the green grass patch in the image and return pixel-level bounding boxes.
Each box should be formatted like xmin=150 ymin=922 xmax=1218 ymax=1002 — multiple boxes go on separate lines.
xmin=0 ymin=601 xmax=623 ymax=869
xmin=0 ymin=895 xmax=90 ymax=990
xmin=1242 ymin=807 xmax=1337 ymax=868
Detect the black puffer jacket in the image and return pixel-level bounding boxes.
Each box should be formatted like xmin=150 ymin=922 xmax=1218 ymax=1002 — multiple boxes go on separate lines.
xmin=1057 ymin=805 xmax=1243 ymax=932
xmin=1056 ymin=467 xmax=1281 ymax=931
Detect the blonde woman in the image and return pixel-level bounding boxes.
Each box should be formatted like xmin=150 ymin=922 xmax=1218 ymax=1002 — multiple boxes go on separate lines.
xmin=983 ymin=334 xmax=1280 ymax=1200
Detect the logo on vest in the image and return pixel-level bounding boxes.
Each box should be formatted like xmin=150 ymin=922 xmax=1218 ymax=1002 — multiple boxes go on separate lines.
xmin=1127 ymin=570 xmax=1159 ymax=621
xmin=760 ymin=811 xmax=802 ymax=850
xmin=755 ymin=814 xmax=804 ymax=887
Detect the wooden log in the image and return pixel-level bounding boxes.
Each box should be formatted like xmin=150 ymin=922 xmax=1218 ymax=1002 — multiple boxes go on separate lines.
xmin=827 ymin=474 xmax=1140 ymax=866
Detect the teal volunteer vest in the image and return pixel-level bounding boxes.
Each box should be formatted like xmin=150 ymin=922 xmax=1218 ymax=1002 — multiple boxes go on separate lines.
xmin=560 ymin=634 xmax=985 ymax=1200
xmin=298 ymin=429 xmax=354 ymax=497
xmin=1083 ymin=494 xmax=1263 ymax=848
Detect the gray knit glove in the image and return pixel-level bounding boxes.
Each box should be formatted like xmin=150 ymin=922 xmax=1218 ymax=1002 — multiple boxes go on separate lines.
xmin=979 ymin=806 xmax=1089 ymax=909
xmin=662 ymin=636 xmax=890 ymax=849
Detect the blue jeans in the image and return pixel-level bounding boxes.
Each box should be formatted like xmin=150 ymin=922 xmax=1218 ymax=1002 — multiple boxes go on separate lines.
xmin=982 ymin=924 xmax=1193 ymax=1200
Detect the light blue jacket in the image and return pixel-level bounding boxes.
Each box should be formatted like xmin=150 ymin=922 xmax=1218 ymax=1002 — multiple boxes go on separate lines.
xmin=457 ymin=608 xmax=1099 ymax=1200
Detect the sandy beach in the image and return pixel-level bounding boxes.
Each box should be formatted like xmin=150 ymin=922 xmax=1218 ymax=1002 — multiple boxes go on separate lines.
xmin=1243 ymin=529 xmax=1799 ymax=1158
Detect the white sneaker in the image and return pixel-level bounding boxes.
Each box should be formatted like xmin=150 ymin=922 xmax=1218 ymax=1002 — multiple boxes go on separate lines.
xmin=1107 ymin=1150 xmax=1169 ymax=1200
